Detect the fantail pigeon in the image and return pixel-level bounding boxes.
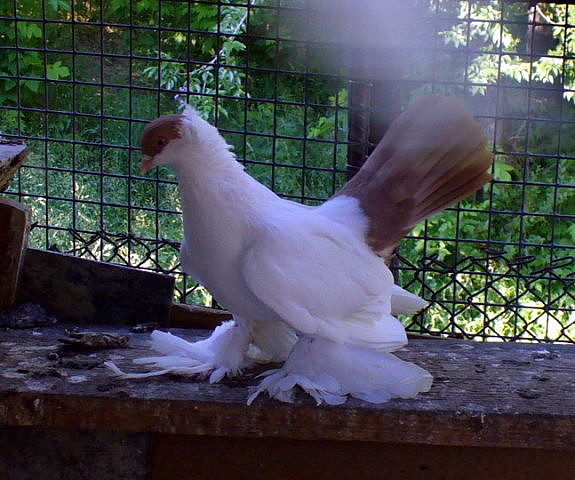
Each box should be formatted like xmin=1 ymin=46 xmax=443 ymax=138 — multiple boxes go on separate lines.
xmin=111 ymin=95 xmax=492 ymax=405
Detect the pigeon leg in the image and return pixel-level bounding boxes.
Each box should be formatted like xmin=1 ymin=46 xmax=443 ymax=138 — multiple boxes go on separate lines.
xmin=109 ymin=317 xmax=254 ymax=383
xmin=247 ymin=335 xmax=432 ymax=405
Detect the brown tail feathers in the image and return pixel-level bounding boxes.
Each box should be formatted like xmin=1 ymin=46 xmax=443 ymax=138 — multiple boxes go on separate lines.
xmin=337 ymin=95 xmax=493 ymax=260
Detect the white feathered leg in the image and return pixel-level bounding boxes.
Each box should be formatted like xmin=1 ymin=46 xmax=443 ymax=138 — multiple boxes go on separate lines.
xmin=247 ymin=318 xmax=297 ymax=363
xmin=247 ymin=335 xmax=433 ymax=405
xmin=108 ymin=317 xmax=253 ymax=383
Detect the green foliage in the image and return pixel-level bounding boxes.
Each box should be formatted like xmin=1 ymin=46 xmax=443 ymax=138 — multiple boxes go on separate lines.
xmin=440 ymin=2 xmax=575 ymax=100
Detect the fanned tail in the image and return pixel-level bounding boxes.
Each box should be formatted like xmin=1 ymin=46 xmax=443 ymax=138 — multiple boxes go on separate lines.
xmin=337 ymin=95 xmax=493 ymax=259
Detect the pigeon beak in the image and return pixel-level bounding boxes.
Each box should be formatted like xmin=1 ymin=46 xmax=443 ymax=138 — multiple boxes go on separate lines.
xmin=141 ymin=155 xmax=155 ymax=175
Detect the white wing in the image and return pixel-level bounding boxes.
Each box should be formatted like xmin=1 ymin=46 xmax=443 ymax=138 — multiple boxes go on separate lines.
xmin=241 ymin=202 xmax=407 ymax=352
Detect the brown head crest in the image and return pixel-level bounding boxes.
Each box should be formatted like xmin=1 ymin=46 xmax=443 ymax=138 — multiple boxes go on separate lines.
xmin=141 ymin=114 xmax=185 ymax=158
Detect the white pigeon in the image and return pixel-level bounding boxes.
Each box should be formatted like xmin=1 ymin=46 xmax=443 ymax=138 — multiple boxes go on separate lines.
xmin=124 ymin=95 xmax=492 ymax=405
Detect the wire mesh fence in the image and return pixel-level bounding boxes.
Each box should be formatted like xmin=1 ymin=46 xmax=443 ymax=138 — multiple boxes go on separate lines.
xmin=1 ymin=0 xmax=573 ymax=342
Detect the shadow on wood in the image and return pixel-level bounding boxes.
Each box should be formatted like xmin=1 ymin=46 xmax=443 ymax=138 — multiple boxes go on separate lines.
xmin=0 ymin=197 xmax=30 ymax=310
xmin=16 ymin=249 xmax=175 ymax=326
xmin=150 ymin=434 xmax=575 ymax=480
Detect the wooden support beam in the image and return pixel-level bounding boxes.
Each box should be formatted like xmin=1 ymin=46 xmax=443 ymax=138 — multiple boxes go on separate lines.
xmin=0 ymin=197 xmax=31 ymax=310
xmin=149 ymin=434 xmax=575 ymax=480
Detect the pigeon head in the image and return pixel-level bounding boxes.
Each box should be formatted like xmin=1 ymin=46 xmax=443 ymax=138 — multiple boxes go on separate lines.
xmin=140 ymin=109 xmax=197 ymax=174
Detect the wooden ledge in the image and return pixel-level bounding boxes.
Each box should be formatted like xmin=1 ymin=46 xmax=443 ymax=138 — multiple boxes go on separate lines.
xmin=0 ymin=324 xmax=573 ymax=451
xmin=0 ymin=141 xmax=30 ymax=193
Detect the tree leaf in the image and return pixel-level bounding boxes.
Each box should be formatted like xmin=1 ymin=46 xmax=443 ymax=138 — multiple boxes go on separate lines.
xmin=494 ymin=160 xmax=515 ymax=182
xmin=23 ymin=80 xmax=40 ymax=93
xmin=47 ymin=60 xmax=70 ymax=79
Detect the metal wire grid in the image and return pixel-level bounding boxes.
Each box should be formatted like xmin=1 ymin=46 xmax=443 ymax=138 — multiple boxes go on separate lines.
xmin=0 ymin=0 xmax=573 ymax=342
xmin=395 ymin=1 xmax=575 ymax=341
xmin=0 ymin=0 xmax=350 ymax=305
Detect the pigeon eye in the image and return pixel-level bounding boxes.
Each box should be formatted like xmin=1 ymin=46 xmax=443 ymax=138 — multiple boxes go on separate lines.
xmin=157 ymin=138 xmax=166 ymax=146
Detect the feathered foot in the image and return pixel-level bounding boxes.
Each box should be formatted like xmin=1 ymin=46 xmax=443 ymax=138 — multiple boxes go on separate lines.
xmin=107 ymin=319 xmax=253 ymax=383
xmin=247 ymin=335 xmax=432 ymax=405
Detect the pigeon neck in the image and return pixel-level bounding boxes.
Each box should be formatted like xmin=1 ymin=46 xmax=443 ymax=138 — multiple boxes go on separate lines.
xmin=173 ymin=133 xmax=279 ymax=217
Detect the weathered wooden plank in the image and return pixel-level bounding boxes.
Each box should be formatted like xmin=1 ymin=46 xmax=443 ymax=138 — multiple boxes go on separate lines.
xmin=169 ymin=303 xmax=439 ymax=338
xmin=0 ymin=142 xmax=29 ymax=193
xmin=0 ymin=198 xmax=31 ymax=310
xmin=16 ymin=249 xmax=175 ymax=326
xmin=170 ymin=302 xmax=232 ymax=329
xmin=0 ymin=325 xmax=573 ymax=450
